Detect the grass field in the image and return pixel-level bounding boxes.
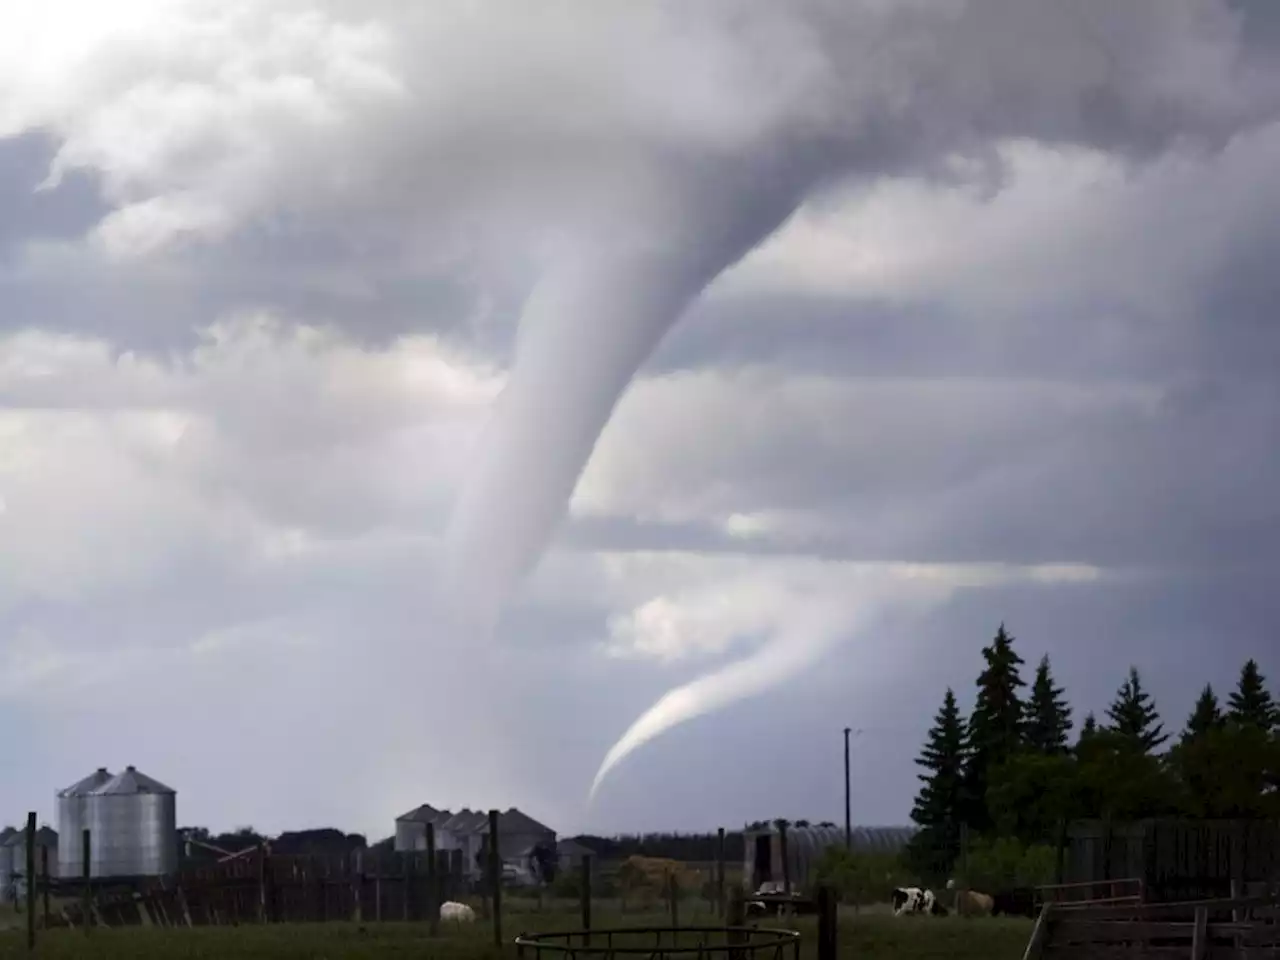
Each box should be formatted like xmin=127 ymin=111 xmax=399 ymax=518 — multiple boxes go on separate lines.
xmin=0 ymin=905 xmax=1034 ymax=959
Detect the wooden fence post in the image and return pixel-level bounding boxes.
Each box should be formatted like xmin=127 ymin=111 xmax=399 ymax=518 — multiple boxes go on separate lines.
xmin=1230 ymin=821 xmax=1244 ymax=922
xmin=487 ymin=809 xmax=503 ymax=948
xmin=426 ymin=823 xmax=438 ymax=936
xmin=316 ymin=856 xmax=328 ymax=923
xmin=39 ymin=845 xmax=49 ymax=929
xmin=1053 ymin=819 xmax=1067 ymax=885
xmin=1021 ymin=903 xmax=1052 ymax=960
xmin=352 ymin=851 xmax=364 ymax=924
xmin=257 ymin=845 xmax=267 ymax=924
xmin=727 ymin=887 xmax=746 ymax=960
xmin=778 ymin=821 xmax=791 ymax=896
xmin=716 ymin=828 xmax=727 ymax=918
xmin=25 ymin=812 xmax=36 ymax=952
xmin=375 ymin=851 xmax=383 ymax=922
xmin=581 ymin=854 xmax=592 ymax=946
xmin=403 ymin=850 xmax=414 ymax=921
xmin=816 ymin=884 xmax=838 ymax=960
xmin=668 ymin=873 xmax=680 ymax=928
xmin=1190 ymin=905 xmax=1208 ymax=960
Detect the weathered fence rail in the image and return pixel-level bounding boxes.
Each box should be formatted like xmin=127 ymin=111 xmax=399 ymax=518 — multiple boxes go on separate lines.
xmin=1026 ymin=894 xmax=1280 ymax=960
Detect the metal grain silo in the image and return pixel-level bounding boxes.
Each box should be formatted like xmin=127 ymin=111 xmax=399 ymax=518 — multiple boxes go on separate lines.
xmin=87 ymin=766 xmax=177 ymax=878
xmin=7 ymin=827 xmax=58 ymax=899
xmin=57 ymin=767 xmax=114 ymax=878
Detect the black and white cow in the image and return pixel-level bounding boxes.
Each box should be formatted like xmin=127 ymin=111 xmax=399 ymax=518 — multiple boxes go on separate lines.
xmin=891 ymin=886 xmax=948 ymax=916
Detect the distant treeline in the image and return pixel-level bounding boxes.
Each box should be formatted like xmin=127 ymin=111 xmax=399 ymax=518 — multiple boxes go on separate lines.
xmin=570 ymin=832 xmax=746 ymax=862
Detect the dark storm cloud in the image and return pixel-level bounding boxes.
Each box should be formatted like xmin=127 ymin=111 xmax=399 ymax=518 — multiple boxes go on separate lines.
xmin=3 ymin=0 xmax=1280 ymax=834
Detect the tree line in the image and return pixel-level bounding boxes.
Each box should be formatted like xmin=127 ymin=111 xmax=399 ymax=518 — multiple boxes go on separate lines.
xmin=907 ymin=623 xmax=1280 ymax=880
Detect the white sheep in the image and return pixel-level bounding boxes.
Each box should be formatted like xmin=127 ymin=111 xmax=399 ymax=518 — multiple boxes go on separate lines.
xmin=440 ymin=900 xmax=477 ymax=922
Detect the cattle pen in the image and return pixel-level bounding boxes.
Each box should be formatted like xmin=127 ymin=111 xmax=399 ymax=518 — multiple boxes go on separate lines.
xmin=1023 ymin=890 xmax=1280 ymax=960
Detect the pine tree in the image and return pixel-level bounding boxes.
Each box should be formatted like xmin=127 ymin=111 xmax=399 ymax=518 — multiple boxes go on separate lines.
xmin=1106 ymin=666 xmax=1168 ymax=753
xmin=962 ymin=623 xmax=1027 ymax=828
xmin=1078 ymin=712 xmax=1098 ymax=745
xmin=911 ymin=688 xmax=969 ymax=828
xmin=1227 ymin=659 xmax=1278 ymax=731
xmin=1024 ymin=654 xmax=1072 ymax=754
xmin=1182 ymin=684 xmax=1224 ymax=742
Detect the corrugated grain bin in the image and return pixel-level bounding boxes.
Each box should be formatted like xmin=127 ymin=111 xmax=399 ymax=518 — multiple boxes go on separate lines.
xmin=87 ymin=766 xmax=177 ymax=878
xmin=5 ymin=827 xmax=58 ymax=899
xmin=57 ymin=767 xmax=114 ymax=878
xmin=0 ymin=827 xmax=18 ymax=898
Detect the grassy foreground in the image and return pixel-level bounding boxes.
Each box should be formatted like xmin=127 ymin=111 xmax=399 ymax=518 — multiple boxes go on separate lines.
xmin=0 ymin=907 xmax=1033 ymax=960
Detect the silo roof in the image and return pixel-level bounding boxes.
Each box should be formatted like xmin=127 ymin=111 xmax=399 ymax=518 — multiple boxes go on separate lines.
xmin=0 ymin=827 xmax=56 ymax=847
xmin=89 ymin=765 xmax=175 ymax=796
xmin=496 ymin=808 xmax=553 ymax=835
xmin=441 ymin=809 xmax=487 ymax=834
xmin=396 ymin=803 xmax=445 ymax=823
xmin=0 ymin=827 xmax=16 ymax=844
xmin=57 ymin=767 xmax=115 ymax=798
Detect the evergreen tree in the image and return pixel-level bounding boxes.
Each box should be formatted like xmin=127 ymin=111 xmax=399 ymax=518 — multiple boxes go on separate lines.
xmin=911 ymin=688 xmax=969 ymax=828
xmin=1024 ymin=654 xmax=1072 ymax=754
xmin=1227 ymin=659 xmax=1278 ymax=731
xmin=962 ymin=624 xmax=1027 ymax=828
xmin=1182 ymin=684 xmax=1224 ymax=742
xmin=1078 ymin=712 xmax=1098 ymax=744
xmin=1106 ymin=666 xmax=1168 ymax=753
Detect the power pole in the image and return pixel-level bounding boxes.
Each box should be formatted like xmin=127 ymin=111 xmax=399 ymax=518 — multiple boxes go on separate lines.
xmin=843 ymin=727 xmax=852 ymax=850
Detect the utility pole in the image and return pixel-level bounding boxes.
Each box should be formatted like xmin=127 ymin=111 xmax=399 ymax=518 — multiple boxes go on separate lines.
xmin=843 ymin=727 xmax=852 ymax=850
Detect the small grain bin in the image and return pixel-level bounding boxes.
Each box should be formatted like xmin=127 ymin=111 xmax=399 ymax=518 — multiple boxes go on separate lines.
xmin=0 ymin=827 xmax=17 ymax=900
xmin=57 ymin=767 xmax=114 ymax=878
xmin=87 ymin=766 xmax=177 ymax=878
xmin=6 ymin=827 xmax=58 ymax=900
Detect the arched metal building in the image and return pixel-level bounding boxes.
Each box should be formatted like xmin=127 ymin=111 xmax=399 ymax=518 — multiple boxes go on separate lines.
xmin=742 ymin=823 xmax=918 ymax=892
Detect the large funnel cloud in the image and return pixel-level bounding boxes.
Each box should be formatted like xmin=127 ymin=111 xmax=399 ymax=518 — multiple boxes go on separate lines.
xmin=435 ymin=0 xmax=1280 ymax=797
xmin=439 ymin=166 xmax=811 ymax=636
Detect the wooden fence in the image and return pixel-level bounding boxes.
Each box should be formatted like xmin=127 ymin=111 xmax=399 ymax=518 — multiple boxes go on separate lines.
xmin=50 ymin=848 xmax=480 ymax=928
xmin=1025 ymin=893 xmax=1280 ymax=960
xmin=1064 ymin=820 xmax=1280 ymax=903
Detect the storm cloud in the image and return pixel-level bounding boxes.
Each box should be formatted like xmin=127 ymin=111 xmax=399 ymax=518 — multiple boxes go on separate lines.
xmin=1 ymin=1 xmax=1277 ymax=836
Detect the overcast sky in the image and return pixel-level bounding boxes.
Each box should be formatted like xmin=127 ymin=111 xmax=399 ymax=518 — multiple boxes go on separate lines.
xmin=2 ymin=1 xmax=1279 ymax=843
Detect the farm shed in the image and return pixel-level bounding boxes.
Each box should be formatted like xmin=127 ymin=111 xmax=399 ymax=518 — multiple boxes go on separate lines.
xmin=743 ymin=823 xmax=918 ymax=893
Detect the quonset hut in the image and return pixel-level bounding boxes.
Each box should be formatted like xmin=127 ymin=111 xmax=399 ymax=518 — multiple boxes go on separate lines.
xmin=742 ymin=822 xmax=919 ymax=892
